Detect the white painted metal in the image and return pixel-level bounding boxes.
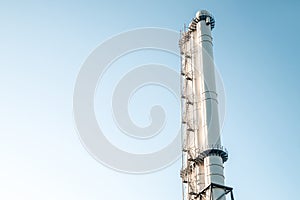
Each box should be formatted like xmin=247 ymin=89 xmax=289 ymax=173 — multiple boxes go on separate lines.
xmin=180 ymin=10 xmax=227 ymax=200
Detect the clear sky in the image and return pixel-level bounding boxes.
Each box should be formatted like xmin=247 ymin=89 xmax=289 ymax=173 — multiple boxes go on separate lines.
xmin=0 ymin=0 xmax=299 ymax=200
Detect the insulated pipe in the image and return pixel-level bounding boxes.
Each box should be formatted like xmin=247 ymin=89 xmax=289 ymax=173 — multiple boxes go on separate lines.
xmin=180 ymin=10 xmax=228 ymax=200
xmin=193 ymin=10 xmax=225 ymax=200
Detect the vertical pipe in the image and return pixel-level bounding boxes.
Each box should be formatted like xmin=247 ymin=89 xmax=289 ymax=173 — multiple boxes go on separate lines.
xmin=181 ymin=10 xmax=230 ymax=200
xmin=193 ymin=11 xmax=225 ymax=200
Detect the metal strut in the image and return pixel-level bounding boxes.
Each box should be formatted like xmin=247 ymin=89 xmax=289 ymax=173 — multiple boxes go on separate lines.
xmin=197 ymin=183 xmax=234 ymax=200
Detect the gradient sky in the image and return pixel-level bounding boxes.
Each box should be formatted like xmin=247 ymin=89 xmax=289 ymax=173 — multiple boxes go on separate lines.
xmin=0 ymin=1 xmax=299 ymax=200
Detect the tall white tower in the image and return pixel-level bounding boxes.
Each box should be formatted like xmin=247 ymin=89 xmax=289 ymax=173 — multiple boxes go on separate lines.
xmin=180 ymin=10 xmax=234 ymax=200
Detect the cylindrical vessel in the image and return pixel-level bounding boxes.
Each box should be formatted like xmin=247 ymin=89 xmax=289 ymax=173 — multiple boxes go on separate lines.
xmin=194 ymin=11 xmax=221 ymax=149
xmin=180 ymin=10 xmax=228 ymax=200
xmin=195 ymin=10 xmax=225 ymax=200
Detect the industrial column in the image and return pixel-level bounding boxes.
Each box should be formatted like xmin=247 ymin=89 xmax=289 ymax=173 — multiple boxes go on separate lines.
xmin=180 ymin=10 xmax=235 ymax=200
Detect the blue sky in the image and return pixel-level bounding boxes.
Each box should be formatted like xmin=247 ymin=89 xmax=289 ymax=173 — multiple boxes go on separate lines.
xmin=0 ymin=0 xmax=299 ymax=200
